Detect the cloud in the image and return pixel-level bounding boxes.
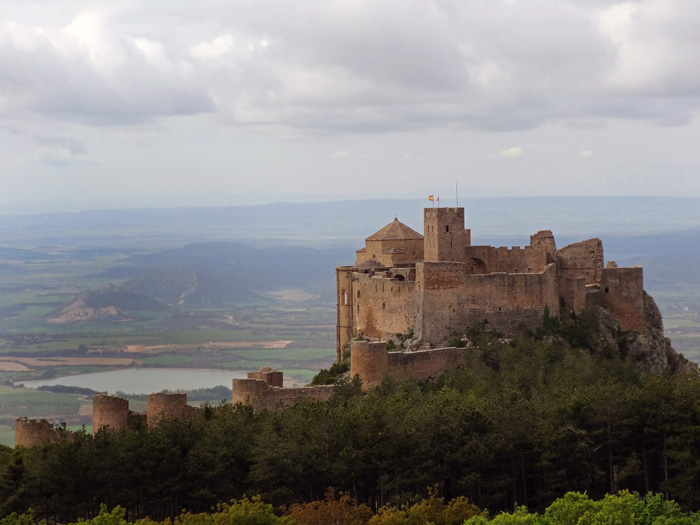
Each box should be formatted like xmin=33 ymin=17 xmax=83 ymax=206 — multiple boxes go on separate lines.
xmin=577 ymin=149 xmax=594 ymax=159
xmin=331 ymin=150 xmax=350 ymax=161
xmin=2 ymin=0 xmax=700 ymax=134
xmin=500 ymin=146 xmax=523 ymax=159
xmin=0 ymin=12 xmax=213 ymax=125
xmin=33 ymin=135 xmax=94 ymax=166
xmin=190 ymin=35 xmax=234 ymax=62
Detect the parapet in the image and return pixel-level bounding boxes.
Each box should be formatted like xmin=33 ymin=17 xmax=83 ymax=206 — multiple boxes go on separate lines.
xmin=14 ymin=417 xmax=57 ymax=448
xmin=147 ymin=392 xmax=197 ymax=426
xmin=247 ymin=366 xmax=283 ymax=387
xmin=350 ymin=339 xmax=467 ymax=390
xmin=232 ymin=370 xmax=334 ymax=411
xmin=93 ymin=393 xmax=130 ymax=434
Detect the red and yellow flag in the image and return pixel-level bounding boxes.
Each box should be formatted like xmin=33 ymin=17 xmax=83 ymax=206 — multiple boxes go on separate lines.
xmin=428 ymin=195 xmax=434 ymax=202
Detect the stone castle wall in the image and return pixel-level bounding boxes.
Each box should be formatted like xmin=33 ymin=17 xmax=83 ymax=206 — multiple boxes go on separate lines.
xmin=14 ymin=417 xmax=57 ymax=448
xmin=336 ymin=267 xmax=355 ymax=360
xmin=93 ymin=393 xmax=130 ymax=434
xmin=247 ymin=368 xmax=283 ymax=387
xmin=417 ymin=263 xmax=559 ymax=343
xmin=352 ymin=273 xmax=418 ymax=339
xmin=147 ymin=393 xmax=198 ymax=426
xmin=470 ymin=245 xmax=549 ymax=275
xmin=557 ymin=238 xmax=604 ymax=285
xmin=600 ymin=266 xmax=645 ymax=332
xmin=350 ymin=340 xmax=466 ymax=390
xmin=232 ymin=378 xmax=334 ymax=410
xmin=558 ymin=276 xmax=587 ymax=313
xmin=358 ymin=238 xmax=424 ymax=266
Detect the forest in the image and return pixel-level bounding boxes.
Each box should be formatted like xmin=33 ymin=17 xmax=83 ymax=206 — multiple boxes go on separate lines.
xmin=2 ymin=325 xmax=700 ymax=524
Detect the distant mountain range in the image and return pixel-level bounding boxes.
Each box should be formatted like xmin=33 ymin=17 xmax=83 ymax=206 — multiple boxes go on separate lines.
xmin=3 ymin=196 xmax=700 ymax=251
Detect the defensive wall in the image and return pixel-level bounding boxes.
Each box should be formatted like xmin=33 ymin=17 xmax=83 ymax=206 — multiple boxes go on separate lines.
xmin=600 ymin=266 xmax=645 ymax=332
xmin=232 ymin=369 xmax=334 ymax=411
xmin=416 ymin=262 xmax=560 ymax=343
xmin=352 ymin=273 xmax=418 ymax=341
xmin=17 ymin=366 xmax=339 ymax=448
xmin=556 ymin=238 xmax=604 ymax=286
xmin=350 ymin=340 xmax=466 ymax=390
xmin=336 ymin=207 xmax=648 ymax=354
xmin=147 ymin=393 xmax=199 ymax=426
xmin=14 ymin=417 xmax=61 ymax=448
xmin=465 ymin=245 xmax=549 ymax=275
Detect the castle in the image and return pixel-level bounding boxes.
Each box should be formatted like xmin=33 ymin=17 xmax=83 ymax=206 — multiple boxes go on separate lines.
xmin=15 ymin=205 xmax=652 ymax=447
xmin=336 ymin=206 xmax=645 ymax=360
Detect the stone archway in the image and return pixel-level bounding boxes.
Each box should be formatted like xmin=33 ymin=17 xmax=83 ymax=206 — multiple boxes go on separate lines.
xmin=467 ymin=257 xmax=488 ymax=274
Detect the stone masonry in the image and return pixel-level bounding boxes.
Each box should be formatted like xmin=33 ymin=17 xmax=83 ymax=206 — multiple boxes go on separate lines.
xmin=337 ymin=206 xmax=647 ymax=356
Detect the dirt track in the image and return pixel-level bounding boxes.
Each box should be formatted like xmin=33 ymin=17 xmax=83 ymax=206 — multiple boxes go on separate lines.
xmin=0 ymin=357 xmax=137 ymax=368
xmin=123 ymin=340 xmax=292 ymax=354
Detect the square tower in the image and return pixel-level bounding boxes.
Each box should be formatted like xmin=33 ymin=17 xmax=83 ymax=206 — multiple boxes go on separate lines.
xmin=424 ymin=207 xmax=466 ymax=262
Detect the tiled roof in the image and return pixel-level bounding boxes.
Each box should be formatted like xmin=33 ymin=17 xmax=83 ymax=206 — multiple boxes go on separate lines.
xmin=366 ymin=218 xmax=423 ymax=241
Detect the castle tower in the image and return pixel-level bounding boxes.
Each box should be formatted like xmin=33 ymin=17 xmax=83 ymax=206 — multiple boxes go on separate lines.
xmin=14 ymin=417 xmax=55 ymax=448
xmin=147 ymin=393 xmax=189 ymax=426
xmin=424 ymin=207 xmax=466 ymax=263
xmin=93 ymin=393 xmax=129 ymax=434
xmin=350 ymin=340 xmax=389 ymax=391
xmin=336 ymin=266 xmax=355 ymax=362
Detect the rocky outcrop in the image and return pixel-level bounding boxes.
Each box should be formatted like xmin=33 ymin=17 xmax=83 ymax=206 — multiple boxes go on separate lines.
xmin=585 ymin=292 xmax=696 ymax=374
xmin=621 ymin=292 xmax=696 ymax=373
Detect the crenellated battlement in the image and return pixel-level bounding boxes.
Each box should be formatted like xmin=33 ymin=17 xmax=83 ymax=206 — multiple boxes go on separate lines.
xmin=14 ymin=417 xmax=58 ymax=448
xmin=232 ymin=368 xmax=334 ymax=411
xmin=337 ymin=206 xmax=648 ymax=352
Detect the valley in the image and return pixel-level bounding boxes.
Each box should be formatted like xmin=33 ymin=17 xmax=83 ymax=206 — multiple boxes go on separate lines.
xmin=1 ymin=197 xmax=700 ymax=447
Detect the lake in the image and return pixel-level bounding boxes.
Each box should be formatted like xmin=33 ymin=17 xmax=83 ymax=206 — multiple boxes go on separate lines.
xmin=21 ymin=368 xmax=250 ymax=395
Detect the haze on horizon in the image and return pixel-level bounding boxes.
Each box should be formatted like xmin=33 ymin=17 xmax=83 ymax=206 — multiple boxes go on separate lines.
xmin=2 ymin=0 xmax=700 ymax=214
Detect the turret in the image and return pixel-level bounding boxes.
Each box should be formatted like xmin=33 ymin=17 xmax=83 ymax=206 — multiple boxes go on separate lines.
xmin=147 ymin=393 xmax=189 ymax=426
xmin=93 ymin=393 xmax=129 ymax=434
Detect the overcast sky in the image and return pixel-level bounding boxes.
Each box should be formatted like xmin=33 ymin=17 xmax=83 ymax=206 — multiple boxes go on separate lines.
xmin=2 ymin=0 xmax=700 ymax=212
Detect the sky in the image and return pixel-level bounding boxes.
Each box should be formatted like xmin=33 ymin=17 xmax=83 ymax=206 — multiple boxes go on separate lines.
xmin=2 ymin=0 xmax=700 ymax=213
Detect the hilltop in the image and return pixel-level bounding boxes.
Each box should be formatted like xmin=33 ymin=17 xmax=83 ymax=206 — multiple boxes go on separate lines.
xmin=121 ymin=265 xmax=267 ymax=307
xmin=48 ymin=284 xmax=168 ymax=323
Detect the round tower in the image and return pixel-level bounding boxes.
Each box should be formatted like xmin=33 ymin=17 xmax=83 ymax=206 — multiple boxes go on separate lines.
xmin=93 ymin=394 xmax=129 ymax=434
xmin=14 ymin=417 xmax=55 ymax=448
xmin=147 ymin=392 xmax=188 ymax=426
xmin=350 ymin=340 xmax=389 ymax=390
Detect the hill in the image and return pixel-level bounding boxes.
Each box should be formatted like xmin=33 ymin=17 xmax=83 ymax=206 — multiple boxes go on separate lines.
xmin=48 ymin=284 xmax=168 ymax=323
xmin=121 ymin=265 xmax=268 ymax=307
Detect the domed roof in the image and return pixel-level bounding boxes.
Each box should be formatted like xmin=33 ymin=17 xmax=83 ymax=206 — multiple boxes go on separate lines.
xmin=366 ymin=218 xmax=423 ymax=241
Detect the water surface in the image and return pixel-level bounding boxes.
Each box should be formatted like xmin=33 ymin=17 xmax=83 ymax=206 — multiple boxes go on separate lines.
xmin=22 ymin=368 xmax=248 ymax=395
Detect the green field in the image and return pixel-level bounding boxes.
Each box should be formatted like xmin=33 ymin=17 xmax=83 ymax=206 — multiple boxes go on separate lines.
xmin=0 ymin=386 xmax=88 ymax=418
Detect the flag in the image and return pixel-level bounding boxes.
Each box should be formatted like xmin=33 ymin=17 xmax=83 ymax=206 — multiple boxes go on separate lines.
xmin=428 ymin=195 xmax=434 ymax=202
